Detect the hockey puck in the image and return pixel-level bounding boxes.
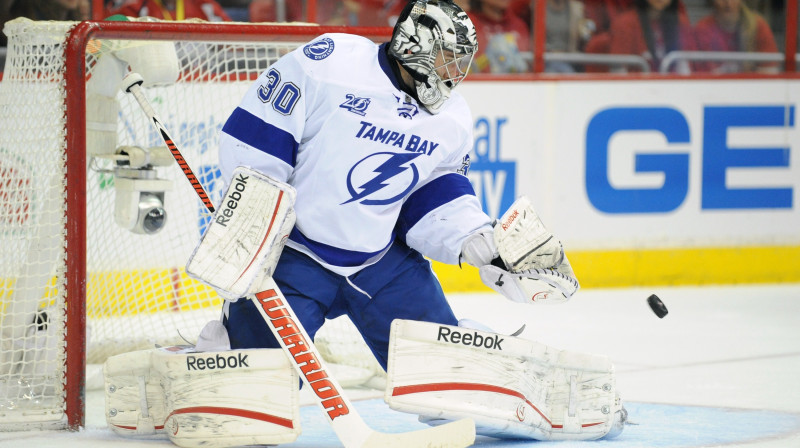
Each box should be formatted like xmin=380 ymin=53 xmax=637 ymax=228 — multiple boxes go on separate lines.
xmin=647 ymin=294 xmax=668 ymax=318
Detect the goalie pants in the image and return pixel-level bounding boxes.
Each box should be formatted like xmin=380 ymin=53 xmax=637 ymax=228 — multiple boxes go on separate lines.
xmin=223 ymin=240 xmax=458 ymax=369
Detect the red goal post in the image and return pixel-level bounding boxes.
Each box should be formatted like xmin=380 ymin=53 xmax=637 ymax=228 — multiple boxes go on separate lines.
xmin=0 ymin=19 xmax=390 ymax=431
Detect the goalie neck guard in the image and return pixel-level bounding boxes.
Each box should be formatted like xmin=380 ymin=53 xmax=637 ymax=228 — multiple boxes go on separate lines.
xmin=388 ymin=0 xmax=478 ymax=114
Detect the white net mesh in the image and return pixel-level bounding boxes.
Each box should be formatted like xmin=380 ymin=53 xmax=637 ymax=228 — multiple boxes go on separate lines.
xmin=0 ymin=18 xmax=383 ymax=430
xmin=1 ymin=19 xmax=71 ymax=429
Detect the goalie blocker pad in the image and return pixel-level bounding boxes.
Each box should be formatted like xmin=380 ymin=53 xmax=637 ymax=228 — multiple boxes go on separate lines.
xmin=103 ymin=346 xmax=300 ymax=448
xmin=186 ymin=166 xmax=296 ymax=299
xmin=385 ymin=320 xmax=622 ymax=441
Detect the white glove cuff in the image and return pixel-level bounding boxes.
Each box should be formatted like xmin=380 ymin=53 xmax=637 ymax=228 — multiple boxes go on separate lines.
xmin=460 ymin=231 xmax=498 ymax=267
xmin=478 ymin=256 xmax=580 ymax=305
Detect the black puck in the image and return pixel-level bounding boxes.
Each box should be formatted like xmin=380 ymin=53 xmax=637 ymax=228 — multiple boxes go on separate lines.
xmin=647 ymin=294 xmax=668 ymax=318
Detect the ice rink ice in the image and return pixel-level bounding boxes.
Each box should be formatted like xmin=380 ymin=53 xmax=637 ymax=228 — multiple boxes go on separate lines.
xmin=2 ymin=284 xmax=799 ymax=447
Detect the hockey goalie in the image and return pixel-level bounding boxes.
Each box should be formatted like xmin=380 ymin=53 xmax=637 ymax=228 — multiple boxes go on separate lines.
xmin=104 ymin=170 xmax=625 ymax=446
xmin=103 ymin=1 xmax=625 ymax=446
xmin=103 ymin=171 xmax=626 ymax=446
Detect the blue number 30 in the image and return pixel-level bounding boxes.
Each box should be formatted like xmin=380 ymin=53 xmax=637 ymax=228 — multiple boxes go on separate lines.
xmin=257 ymin=68 xmax=301 ymax=115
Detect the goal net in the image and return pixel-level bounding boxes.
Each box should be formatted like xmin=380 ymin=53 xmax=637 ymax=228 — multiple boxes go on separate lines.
xmin=0 ymin=18 xmax=389 ymax=430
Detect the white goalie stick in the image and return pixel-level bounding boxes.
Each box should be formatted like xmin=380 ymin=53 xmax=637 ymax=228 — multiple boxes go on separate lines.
xmin=120 ymin=72 xmax=476 ymax=448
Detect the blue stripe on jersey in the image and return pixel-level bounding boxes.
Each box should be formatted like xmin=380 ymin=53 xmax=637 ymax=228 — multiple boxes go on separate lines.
xmin=221 ymin=107 xmax=298 ymax=167
xmin=289 ymin=227 xmax=395 ymax=267
xmin=396 ymin=173 xmax=476 ymax=238
xmin=378 ymin=43 xmax=403 ymax=91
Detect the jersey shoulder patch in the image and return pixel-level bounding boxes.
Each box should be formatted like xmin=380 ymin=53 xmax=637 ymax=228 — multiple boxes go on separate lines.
xmin=302 ymin=37 xmax=336 ymax=60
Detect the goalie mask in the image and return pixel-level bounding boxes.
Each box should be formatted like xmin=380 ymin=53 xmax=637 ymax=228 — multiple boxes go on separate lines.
xmin=389 ymin=0 xmax=477 ymax=114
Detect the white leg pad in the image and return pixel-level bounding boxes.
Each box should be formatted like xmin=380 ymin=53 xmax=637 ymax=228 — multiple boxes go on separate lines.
xmin=104 ymin=346 xmax=300 ymax=447
xmin=385 ymin=319 xmax=622 ymax=441
xmin=103 ymin=349 xmax=166 ymax=436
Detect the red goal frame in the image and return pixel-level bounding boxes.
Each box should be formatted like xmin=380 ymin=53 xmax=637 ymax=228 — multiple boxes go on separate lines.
xmin=61 ymin=20 xmax=391 ymax=429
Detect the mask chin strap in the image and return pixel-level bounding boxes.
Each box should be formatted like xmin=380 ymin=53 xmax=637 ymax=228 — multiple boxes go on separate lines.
xmin=405 ymin=62 xmax=433 ymax=86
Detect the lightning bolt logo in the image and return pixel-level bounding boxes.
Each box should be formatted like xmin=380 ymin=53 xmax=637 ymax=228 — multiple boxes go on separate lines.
xmin=303 ymin=38 xmax=335 ymax=60
xmin=342 ymin=152 xmax=422 ymax=205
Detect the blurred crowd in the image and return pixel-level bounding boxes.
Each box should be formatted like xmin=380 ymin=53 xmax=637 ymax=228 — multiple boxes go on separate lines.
xmin=0 ymin=0 xmax=790 ymax=73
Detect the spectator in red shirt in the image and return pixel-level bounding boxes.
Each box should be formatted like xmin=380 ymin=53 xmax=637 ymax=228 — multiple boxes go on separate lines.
xmin=470 ymin=0 xmax=532 ymax=73
xmin=582 ymin=0 xmax=688 ymax=72
xmin=693 ymin=0 xmax=779 ymax=73
xmin=608 ymin=0 xmax=697 ymax=73
xmin=583 ymin=0 xmax=633 ymax=35
xmin=581 ymin=0 xmax=687 ymax=35
xmin=105 ymin=0 xmax=231 ymax=21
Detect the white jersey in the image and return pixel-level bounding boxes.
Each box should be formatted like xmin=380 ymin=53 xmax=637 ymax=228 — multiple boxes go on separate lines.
xmin=219 ymin=33 xmax=492 ymax=276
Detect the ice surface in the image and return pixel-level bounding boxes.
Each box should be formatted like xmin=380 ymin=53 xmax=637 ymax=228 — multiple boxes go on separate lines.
xmin=2 ymin=284 xmax=799 ymax=447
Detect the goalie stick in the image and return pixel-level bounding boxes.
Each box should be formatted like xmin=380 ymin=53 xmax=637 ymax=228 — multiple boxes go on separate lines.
xmin=121 ymin=73 xmax=216 ymax=213
xmin=120 ymin=72 xmax=476 ymax=448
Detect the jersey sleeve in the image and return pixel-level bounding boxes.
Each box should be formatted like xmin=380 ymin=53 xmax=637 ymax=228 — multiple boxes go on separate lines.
xmin=218 ymin=48 xmax=319 ymax=186
xmin=397 ymin=108 xmax=493 ymax=265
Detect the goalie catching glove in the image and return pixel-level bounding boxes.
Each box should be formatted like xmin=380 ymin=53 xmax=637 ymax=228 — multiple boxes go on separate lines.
xmin=461 ymin=196 xmax=579 ymax=304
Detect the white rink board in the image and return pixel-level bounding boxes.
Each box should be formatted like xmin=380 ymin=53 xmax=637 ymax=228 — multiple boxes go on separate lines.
xmin=5 ymin=79 xmax=798 ymax=266
xmin=457 ymin=79 xmax=800 ymax=250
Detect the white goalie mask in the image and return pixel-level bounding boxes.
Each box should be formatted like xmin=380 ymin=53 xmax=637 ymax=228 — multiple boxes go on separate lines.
xmin=389 ymin=0 xmax=478 ymax=114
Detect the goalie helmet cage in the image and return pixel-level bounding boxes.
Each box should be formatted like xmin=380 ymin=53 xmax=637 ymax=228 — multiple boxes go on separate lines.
xmin=0 ymin=19 xmax=390 ymax=431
